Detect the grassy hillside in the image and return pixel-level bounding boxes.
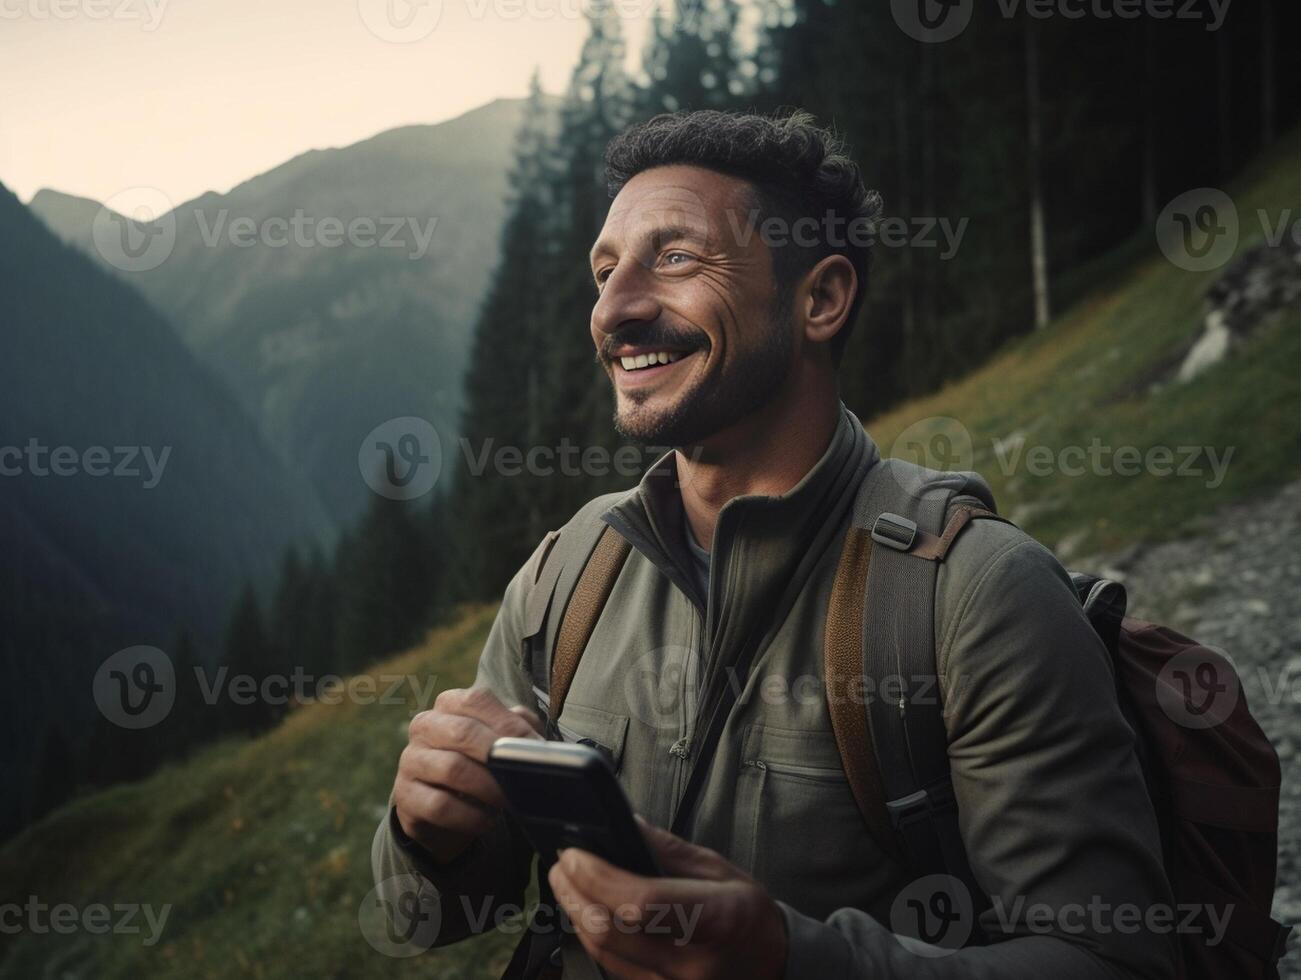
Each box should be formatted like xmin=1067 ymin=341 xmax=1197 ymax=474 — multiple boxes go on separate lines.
xmin=868 ymin=127 xmax=1301 ymax=560
xmin=0 ymin=607 xmax=517 ymax=980
xmin=4 ymin=132 xmax=1299 ymax=980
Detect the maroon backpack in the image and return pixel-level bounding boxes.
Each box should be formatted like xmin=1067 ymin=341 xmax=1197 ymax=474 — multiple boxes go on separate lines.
xmin=1108 ymin=614 xmax=1290 ymax=978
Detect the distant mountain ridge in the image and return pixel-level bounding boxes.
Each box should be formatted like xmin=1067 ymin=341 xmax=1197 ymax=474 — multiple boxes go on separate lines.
xmin=30 ymin=95 xmax=559 ymax=523
xmin=0 ymin=181 xmax=332 ymax=837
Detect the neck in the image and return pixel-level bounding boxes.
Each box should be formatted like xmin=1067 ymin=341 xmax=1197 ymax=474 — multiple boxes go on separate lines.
xmin=676 ymin=374 xmax=840 ymax=550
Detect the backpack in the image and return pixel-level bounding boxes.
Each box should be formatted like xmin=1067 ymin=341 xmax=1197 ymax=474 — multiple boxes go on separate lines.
xmin=518 ymin=459 xmax=1291 ymax=979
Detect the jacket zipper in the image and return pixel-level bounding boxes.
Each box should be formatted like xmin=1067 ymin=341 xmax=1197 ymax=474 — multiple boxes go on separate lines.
xmin=742 ymin=758 xmax=846 ymax=782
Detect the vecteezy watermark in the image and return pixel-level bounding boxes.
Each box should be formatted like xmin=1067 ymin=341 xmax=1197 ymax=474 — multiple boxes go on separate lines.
xmin=190 ymin=210 xmax=439 ymax=260
xmin=892 ymin=0 xmax=1232 ymax=42
xmin=0 ymin=0 xmax=169 ymax=30
xmin=357 ymin=0 xmax=443 ymax=42
xmin=459 ymin=439 xmax=697 ymax=482
xmin=93 ymin=646 xmax=176 ymax=730
xmin=359 ymin=874 xmax=443 ymax=957
xmin=722 ymin=208 xmax=969 ymax=261
xmin=1001 ymin=0 xmax=1232 ymax=30
xmin=886 ymin=419 xmax=1235 ymax=492
xmin=1157 ymin=190 xmax=1301 ymax=272
xmin=93 ymin=644 xmax=444 ymax=729
xmin=93 ymin=187 xmax=177 ymax=273
xmin=1157 ymin=188 xmax=1240 ymax=272
xmin=92 ymin=188 xmax=441 ymax=272
xmin=620 ymin=646 xmax=982 ymax=732
xmin=0 ymin=440 xmax=171 ymax=489
xmin=890 ymin=0 xmax=974 ymax=44
xmin=1156 ymin=644 xmax=1241 ymax=730
xmin=360 ymin=415 xmax=710 ymax=499
xmin=989 ymin=434 xmax=1234 ymax=490
xmin=890 ymin=874 xmax=974 ymax=955
xmin=360 ymin=417 xmax=443 ymax=501
xmin=989 ymin=895 xmax=1234 ymax=945
xmin=0 ymin=897 xmax=171 ymax=946
xmin=357 ymin=0 xmax=661 ymax=41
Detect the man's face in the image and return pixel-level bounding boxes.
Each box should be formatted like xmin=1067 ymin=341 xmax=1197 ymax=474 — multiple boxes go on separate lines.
xmin=589 ymin=164 xmax=793 ymax=447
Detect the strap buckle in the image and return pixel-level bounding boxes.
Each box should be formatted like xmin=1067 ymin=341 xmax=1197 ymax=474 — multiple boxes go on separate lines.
xmin=1270 ymin=922 xmax=1293 ymax=964
xmin=885 ymin=777 xmax=956 ymax=831
xmin=871 ymin=513 xmax=918 ymax=552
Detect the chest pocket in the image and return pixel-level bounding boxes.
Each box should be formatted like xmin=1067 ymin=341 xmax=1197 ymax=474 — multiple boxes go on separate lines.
xmin=554 ymin=700 xmax=630 ymax=775
xmin=734 ymin=723 xmax=877 ymax=921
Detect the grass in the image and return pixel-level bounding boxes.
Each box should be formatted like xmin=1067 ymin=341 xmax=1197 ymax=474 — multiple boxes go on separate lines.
xmin=0 ymin=605 xmax=520 ymax=980
xmin=5 ymin=130 xmax=1300 ymax=980
xmin=865 ymin=125 xmax=1301 ymax=560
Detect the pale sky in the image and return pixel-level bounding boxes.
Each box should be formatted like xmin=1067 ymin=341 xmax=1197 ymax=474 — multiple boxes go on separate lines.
xmin=0 ymin=0 xmax=655 ymax=206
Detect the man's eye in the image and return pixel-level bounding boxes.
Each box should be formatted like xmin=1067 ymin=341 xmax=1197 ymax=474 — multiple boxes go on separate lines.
xmin=661 ymin=251 xmax=693 ymax=268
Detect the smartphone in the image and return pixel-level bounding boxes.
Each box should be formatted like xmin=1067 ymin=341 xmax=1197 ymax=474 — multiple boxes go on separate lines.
xmin=487 ymin=737 xmax=661 ymax=877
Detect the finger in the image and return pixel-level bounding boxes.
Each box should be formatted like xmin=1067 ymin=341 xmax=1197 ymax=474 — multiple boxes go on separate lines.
xmin=400 ymin=745 xmax=507 ymax=808
xmin=435 ymin=686 xmax=542 ymax=739
xmin=408 ymin=708 xmax=503 ymax=762
xmin=635 ymin=817 xmax=734 ymax=882
xmin=509 ymin=703 xmax=545 ymax=735
xmin=556 ymin=847 xmax=661 ymax=919
xmin=395 ymin=778 xmax=497 ymax=839
xmin=576 ymin=931 xmax=667 ymax=980
xmin=558 ymin=847 xmax=739 ymax=947
xmin=549 ymin=862 xmax=680 ymax=979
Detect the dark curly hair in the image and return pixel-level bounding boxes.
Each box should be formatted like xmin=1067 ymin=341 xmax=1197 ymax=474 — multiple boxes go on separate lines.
xmin=603 ymin=108 xmax=882 ymax=364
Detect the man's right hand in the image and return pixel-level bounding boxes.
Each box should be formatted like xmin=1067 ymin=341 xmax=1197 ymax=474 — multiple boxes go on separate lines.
xmin=393 ymin=686 xmax=543 ymax=864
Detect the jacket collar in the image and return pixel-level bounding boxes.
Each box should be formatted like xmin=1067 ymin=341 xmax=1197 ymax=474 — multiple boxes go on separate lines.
xmin=601 ymin=402 xmax=879 ymax=626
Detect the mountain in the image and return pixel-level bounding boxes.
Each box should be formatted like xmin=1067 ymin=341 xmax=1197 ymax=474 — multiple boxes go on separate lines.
xmin=0 ymin=182 xmax=331 ymax=836
xmin=30 ymin=96 xmax=558 ymax=523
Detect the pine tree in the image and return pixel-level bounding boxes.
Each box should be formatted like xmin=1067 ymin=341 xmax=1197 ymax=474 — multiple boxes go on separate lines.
xmin=335 ymin=494 xmax=434 ymax=673
xmin=223 ymin=584 xmax=274 ymax=735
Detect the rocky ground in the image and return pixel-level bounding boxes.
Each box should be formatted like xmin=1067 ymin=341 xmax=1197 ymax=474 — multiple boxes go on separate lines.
xmin=1091 ymin=477 xmax=1301 ymax=974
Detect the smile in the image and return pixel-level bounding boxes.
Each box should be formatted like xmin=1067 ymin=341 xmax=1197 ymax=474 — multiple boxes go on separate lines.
xmin=618 ymin=350 xmax=687 ymax=371
xmin=612 ymin=348 xmax=700 ymax=388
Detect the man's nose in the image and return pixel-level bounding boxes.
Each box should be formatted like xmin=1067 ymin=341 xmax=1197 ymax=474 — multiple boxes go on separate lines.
xmin=591 ymin=260 xmax=661 ymax=340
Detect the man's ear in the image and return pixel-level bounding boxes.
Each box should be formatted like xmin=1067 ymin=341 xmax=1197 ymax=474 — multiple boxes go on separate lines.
xmin=799 ymin=254 xmax=857 ymax=349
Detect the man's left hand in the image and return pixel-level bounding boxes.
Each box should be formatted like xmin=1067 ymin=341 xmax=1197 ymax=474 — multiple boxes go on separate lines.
xmin=546 ymin=818 xmax=788 ymax=980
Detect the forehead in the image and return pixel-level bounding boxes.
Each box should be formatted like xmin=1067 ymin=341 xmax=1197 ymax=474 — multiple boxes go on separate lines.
xmin=591 ymin=164 xmax=756 ymax=258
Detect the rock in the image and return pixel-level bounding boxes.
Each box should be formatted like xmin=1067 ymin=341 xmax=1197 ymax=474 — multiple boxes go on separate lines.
xmin=1178 ymin=311 xmax=1233 ymax=383
xmin=1177 ymin=230 xmax=1301 ymax=385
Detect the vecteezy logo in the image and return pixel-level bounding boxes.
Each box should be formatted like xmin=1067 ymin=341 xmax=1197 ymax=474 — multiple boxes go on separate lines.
xmin=887 ymin=416 xmax=975 ymax=501
xmin=357 ymin=0 xmax=441 ymax=42
xmin=92 ymin=187 xmax=177 ymax=273
xmin=358 ymin=416 xmax=442 ymax=500
xmin=889 ymin=874 xmax=973 ymax=955
xmin=358 ymin=873 xmax=441 ymax=957
xmin=621 ymin=645 xmax=703 ymax=733
xmin=1156 ymin=645 xmax=1240 ymax=730
xmin=93 ymin=646 xmax=176 ymax=730
xmin=1156 ymin=188 xmax=1240 ymax=272
xmin=891 ymin=0 xmax=973 ymax=43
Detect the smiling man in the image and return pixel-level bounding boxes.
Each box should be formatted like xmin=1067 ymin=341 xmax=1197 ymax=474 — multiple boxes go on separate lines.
xmin=373 ymin=110 xmax=1174 ymax=980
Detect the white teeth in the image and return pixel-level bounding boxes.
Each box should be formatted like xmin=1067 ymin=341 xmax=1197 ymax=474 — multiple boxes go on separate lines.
xmin=619 ymin=351 xmax=686 ymax=371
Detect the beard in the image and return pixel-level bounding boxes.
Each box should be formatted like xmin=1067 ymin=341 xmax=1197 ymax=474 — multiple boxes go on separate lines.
xmin=606 ymin=305 xmax=793 ymax=448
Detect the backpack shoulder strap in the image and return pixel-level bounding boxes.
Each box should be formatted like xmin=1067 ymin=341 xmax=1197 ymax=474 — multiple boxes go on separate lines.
xmin=825 ymin=458 xmax=1007 ymax=894
xmin=548 ymin=524 xmax=630 ymax=727
xmin=520 ymin=498 xmax=631 ymax=736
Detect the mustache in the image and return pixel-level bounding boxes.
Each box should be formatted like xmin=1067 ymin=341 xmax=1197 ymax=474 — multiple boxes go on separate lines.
xmin=597 ymin=323 xmax=709 ymax=363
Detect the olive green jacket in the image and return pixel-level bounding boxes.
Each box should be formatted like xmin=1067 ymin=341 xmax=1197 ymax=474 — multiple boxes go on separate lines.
xmin=373 ymin=404 xmax=1175 ymax=979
